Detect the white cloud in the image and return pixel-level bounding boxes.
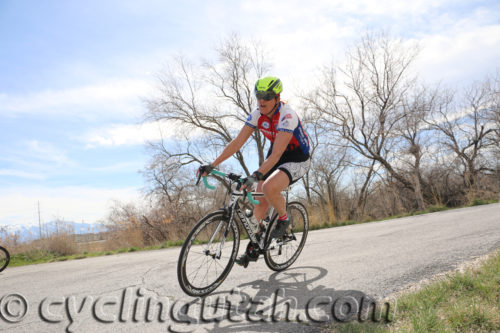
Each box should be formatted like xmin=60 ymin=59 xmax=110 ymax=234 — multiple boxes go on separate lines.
xmin=24 ymin=140 xmax=74 ymax=166
xmin=0 ymin=186 xmax=144 ymax=227
xmin=326 ymin=0 xmax=454 ymax=17
xmin=0 ymin=79 xmax=153 ymax=118
xmin=83 ymin=121 xmax=177 ymax=148
xmin=0 ymin=140 xmax=75 ymax=181
xmin=415 ymin=24 xmax=500 ymax=85
xmin=7 ymin=140 xmax=73 ymax=168
xmin=81 ymin=118 xmax=219 ymax=148
xmin=234 ymin=0 xmax=500 ymax=91
xmin=88 ymin=161 xmax=143 ymax=173
xmin=0 ymin=169 xmax=45 ymax=180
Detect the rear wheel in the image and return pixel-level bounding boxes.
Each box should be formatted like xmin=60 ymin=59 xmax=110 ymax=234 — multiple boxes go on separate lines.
xmin=264 ymin=202 xmax=308 ymax=271
xmin=0 ymin=246 xmax=10 ymax=272
xmin=177 ymin=211 xmax=240 ymax=297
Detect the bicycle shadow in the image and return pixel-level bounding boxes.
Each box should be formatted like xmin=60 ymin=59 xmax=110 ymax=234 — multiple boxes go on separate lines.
xmin=171 ymin=266 xmax=384 ymax=333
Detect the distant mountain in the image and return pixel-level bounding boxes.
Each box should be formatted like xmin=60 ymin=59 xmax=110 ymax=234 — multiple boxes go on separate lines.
xmin=6 ymin=221 xmax=107 ymax=242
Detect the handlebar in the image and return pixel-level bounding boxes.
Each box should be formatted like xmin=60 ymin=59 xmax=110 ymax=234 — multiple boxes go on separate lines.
xmin=200 ymin=170 xmax=260 ymax=205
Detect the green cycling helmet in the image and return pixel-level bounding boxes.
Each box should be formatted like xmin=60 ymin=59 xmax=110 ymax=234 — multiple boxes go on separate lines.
xmin=254 ymin=76 xmax=282 ymax=101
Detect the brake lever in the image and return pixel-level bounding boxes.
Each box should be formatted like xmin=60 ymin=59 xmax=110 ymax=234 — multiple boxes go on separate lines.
xmin=240 ymin=180 xmax=260 ymax=205
xmin=242 ymin=189 xmax=248 ymax=204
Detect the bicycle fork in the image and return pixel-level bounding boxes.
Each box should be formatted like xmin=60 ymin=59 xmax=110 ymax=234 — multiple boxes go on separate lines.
xmin=202 ymin=208 xmax=234 ymax=260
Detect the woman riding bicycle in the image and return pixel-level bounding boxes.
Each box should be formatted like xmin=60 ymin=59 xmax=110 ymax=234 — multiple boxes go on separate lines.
xmin=198 ymin=76 xmax=311 ymax=265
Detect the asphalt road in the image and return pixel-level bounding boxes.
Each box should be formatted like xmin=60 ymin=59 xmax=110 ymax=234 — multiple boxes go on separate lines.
xmin=1 ymin=203 xmax=499 ymax=332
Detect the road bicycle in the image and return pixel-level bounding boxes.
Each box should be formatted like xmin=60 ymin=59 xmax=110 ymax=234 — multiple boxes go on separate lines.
xmin=177 ymin=169 xmax=309 ymax=297
xmin=0 ymin=246 xmax=10 ymax=272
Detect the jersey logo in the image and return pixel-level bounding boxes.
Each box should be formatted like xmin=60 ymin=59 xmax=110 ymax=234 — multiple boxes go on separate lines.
xmin=281 ymin=114 xmax=292 ymax=121
xmin=261 ymin=121 xmax=270 ymax=129
xmin=247 ymin=114 xmax=252 ymax=121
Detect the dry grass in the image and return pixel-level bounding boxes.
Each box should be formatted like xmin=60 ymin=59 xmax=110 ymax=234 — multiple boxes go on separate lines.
xmin=44 ymin=234 xmax=78 ymax=256
xmin=5 ymin=234 xmax=77 ymax=257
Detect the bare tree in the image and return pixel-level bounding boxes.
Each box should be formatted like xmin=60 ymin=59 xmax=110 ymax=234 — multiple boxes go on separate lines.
xmin=487 ymin=74 xmax=500 ymax=174
xmin=145 ymin=35 xmax=271 ymax=178
xmin=302 ymin=87 xmax=376 ymax=220
xmin=203 ymin=34 xmax=270 ymax=166
xmin=394 ymin=87 xmax=438 ymax=209
xmin=305 ymin=33 xmax=428 ymax=210
xmin=141 ymin=151 xmax=210 ymax=221
xmin=297 ymin=103 xmax=338 ymax=206
xmin=348 ymin=158 xmax=378 ymax=219
xmin=143 ymin=35 xmax=269 ymax=228
xmin=428 ymin=80 xmax=497 ymax=193
xmin=125 ymin=32 xmax=499 ymax=243
xmin=309 ymin=142 xmax=350 ymax=221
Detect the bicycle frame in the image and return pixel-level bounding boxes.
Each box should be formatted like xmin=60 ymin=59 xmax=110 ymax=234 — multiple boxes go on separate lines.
xmin=179 ymin=169 xmax=308 ymax=296
xmin=228 ymin=190 xmax=266 ymax=246
xmin=205 ymin=176 xmax=290 ymax=258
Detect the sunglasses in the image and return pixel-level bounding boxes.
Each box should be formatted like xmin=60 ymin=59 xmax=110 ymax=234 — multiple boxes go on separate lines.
xmin=255 ymin=90 xmax=277 ymax=101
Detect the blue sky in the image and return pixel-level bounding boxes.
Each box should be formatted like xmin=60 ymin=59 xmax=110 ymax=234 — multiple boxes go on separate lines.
xmin=1 ymin=0 xmax=499 ymax=228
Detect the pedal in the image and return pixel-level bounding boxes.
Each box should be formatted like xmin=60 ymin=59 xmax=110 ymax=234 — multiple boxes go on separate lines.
xmin=236 ymin=242 xmax=260 ymax=268
xmin=235 ymin=254 xmax=250 ymax=268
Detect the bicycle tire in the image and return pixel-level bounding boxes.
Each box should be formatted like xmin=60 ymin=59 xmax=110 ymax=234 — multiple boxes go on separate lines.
xmin=264 ymin=201 xmax=309 ymax=271
xmin=0 ymin=246 xmax=10 ymax=273
xmin=177 ymin=211 xmax=240 ymax=297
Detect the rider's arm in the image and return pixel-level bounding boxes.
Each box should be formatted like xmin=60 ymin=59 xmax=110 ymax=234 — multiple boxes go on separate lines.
xmin=255 ymin=131 xmax=293 ymax=175
xmin=212 ymin=125 xmax=254 ymax=167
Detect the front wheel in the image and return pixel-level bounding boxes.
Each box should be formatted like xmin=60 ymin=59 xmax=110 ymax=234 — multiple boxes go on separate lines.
xmin=177 ymin=211 xmax=240 ymax=297
xmin=264 ymin=201 xmax=309 ymax=271
xmin=0 ymin=246 xmax=10 ymax=272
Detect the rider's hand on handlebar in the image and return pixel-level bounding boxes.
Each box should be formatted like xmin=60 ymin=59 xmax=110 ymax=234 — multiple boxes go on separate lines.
xmin=240 ymin=175 xmax=258 ymax=191
xmin=196 ymin=164 xmax=215 ymax=185
xmin=197 ymin=164 xmax=215 ymax=177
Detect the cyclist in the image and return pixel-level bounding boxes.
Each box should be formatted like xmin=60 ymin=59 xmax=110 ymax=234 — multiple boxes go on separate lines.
xmin=197 ymin=76 xmax=310 ymax=266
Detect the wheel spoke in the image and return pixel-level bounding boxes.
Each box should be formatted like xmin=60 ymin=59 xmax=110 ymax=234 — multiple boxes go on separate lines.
xmin=188 ymin=256 xmax=208 ymax=283
xmin=178 ymin=213 xmax=238 ymax=296
xmin=264 ymin=203 xmax=308 ymax=271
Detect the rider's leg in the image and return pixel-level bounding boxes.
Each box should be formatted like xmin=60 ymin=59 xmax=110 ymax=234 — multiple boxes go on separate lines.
xmin=253 ymin=181 xmax=270 ymax=221
xmin=237 ymin=181 xmax=270 ymax=268
xmin=262 ymin=170 xmax=292 ymax=238
xmin=236 ymin=171 xmax=290 ymax=267
xmin=261 ymin=170 xmax=289 ymax=217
